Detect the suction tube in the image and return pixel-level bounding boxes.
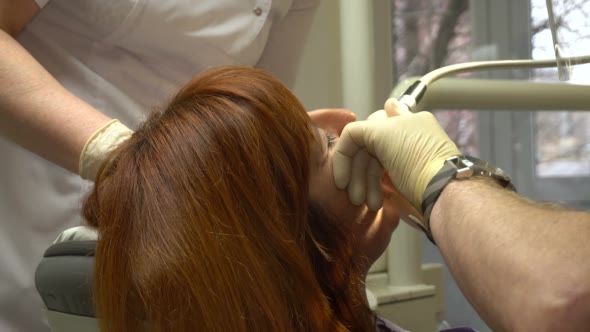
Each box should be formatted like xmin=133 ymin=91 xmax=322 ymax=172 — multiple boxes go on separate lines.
xmin=397 ymin=55 xmax=590 ymax=114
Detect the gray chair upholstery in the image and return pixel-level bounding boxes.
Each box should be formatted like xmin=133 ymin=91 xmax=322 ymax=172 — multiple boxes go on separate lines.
xmin=35 ymin=229 xmax=99 ymax=332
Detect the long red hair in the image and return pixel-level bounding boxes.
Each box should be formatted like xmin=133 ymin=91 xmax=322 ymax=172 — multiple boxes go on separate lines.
xmin=83 ymin=66 xmax=374 ymax=331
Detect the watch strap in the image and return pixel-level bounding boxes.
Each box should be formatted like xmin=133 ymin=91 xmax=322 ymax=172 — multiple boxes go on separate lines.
xmin=421 ymin=160 xmax=457 ymax=244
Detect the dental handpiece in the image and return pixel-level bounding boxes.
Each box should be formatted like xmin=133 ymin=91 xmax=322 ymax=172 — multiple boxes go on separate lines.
xmin=396 ymin=55 xmax=590 ymax=115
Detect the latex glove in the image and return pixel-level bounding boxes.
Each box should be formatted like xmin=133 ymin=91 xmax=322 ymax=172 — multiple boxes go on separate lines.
xmin=344 ymin=109 xmax=390 ymax=211
xmin=351 ymin=107 xmax=427 ymax=231
xmin=333 ymin=98 xmax=460 ymax=217
xmin=79 ymin=119 xmax=133 ymax=180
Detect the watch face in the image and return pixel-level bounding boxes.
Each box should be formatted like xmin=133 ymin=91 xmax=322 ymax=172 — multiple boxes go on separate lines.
xmin=465 ymin=155 xmax=512 ymax=183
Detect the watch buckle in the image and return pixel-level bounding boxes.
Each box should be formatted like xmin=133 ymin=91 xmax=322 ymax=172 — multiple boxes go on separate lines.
xmin=446 ymin=156 xmax=474 ymax=179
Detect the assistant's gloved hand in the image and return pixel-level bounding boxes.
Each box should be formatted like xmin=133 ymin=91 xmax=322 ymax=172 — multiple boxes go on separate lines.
xmin=333 ymin=98 xmax=460 ymax=228
xmin=79 ymin=119 xmax=133 ymax=181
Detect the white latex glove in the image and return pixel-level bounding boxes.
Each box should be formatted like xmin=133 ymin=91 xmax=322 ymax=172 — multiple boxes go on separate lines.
xmin=79 ymin=119 xmax=133 ymax=180
xmin=333 ymin=98 xmax=460 ymax=219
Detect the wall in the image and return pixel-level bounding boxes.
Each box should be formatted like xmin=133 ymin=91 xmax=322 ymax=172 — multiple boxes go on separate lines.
xmin=293 ymin=0 xmax=344 ymax=110
xmin=293 ymin=0 xmax=393 ymax=115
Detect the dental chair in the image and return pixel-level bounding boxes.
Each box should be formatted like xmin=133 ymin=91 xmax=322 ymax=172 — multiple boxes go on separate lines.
xmin=35 ymin=226 xmax=100 ymax=332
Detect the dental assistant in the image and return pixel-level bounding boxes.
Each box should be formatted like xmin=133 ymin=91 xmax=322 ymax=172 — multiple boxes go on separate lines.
xmin=0 ymin=1 xmax=320 ymax=330
xmin=333 ymin=98 xmax=590 ymax=331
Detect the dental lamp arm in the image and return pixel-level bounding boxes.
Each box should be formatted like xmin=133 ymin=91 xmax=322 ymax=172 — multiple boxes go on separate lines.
xmin=431 ymin=177 xmax=590 ymax=331
xmin=394 ymin=77 xmax=590 ymax=112
xmin=396 ymin=56 xmax=590 ymax=114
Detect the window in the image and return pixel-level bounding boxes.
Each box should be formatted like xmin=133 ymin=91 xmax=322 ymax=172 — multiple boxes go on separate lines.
xmin=531 ymin=0 xmax=590 ymax=179
xmin=507 ymin=0 xmax=590 ymax=206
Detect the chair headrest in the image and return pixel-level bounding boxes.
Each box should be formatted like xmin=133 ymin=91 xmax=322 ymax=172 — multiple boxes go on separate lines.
xmin=53 ymin=226 xmax=98 ymax=243
xmin=35 ymin=226 xmax=98 ymax=317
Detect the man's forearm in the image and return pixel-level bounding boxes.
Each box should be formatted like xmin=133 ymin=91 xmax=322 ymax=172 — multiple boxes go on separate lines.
xmin=430 ymin=178 xmax=590 ymax=331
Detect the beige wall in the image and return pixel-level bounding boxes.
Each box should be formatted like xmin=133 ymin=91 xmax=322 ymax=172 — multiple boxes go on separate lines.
xmin=293 ymin=0 xmax=344 ymax=111
xmin=294 ymin=0 xmax=393 ymax=117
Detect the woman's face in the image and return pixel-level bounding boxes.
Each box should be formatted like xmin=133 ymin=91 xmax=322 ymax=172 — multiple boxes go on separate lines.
xmin=307 ymin=109 xmax=400 ymax=269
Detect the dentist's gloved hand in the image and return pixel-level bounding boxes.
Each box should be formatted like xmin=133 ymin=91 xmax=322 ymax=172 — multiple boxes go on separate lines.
xmin=79 ymin=119 xmax=133 ymax=181
xmin=343 ymin=109 xmax=389 ymax=212
xmin=340 ymin=106 xmax=413 ymax=211
xmin=333 ymin=98 xmax=460 ymax=231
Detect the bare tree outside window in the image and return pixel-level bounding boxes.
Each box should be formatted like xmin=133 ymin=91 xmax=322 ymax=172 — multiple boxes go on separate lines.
xmin=391 ymin=0 xmax=476 ymax=155
xmin=532 ymin=0 xmax=590 ymax=177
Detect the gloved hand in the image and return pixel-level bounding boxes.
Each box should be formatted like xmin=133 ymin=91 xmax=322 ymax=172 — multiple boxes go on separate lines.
xmin=343 ymin=107 xmax=406 ymax=212
xmin=79 ymin=119 xmax=133 ymax=180
xmin=333 ymin=98 xmax=460 ymax=230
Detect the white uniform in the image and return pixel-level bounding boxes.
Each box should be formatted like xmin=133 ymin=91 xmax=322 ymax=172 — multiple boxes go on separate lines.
xmin=0 ymin=0 xmax=319 ymax=330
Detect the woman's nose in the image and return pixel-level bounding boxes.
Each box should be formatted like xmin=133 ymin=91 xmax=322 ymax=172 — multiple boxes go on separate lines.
xmin=308 ymin=108 xmax=356 ymax=136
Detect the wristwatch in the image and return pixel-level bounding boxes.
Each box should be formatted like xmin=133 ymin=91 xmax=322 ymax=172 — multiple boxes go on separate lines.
xmin=420 ymin=155 xmax=516 ymax=244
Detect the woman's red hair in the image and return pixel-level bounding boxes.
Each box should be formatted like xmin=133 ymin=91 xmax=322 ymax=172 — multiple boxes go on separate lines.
xmin=83 ymin=66 xmax=374 ymax=331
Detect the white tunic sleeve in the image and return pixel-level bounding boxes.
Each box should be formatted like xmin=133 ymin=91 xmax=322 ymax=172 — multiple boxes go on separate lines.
xmin=255 ymin=0 xmax=320 ymax=88
xmin=34 ymin=0 xmax=50 ymax=8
